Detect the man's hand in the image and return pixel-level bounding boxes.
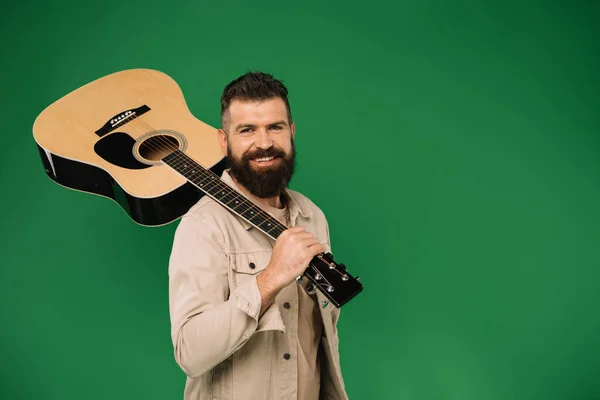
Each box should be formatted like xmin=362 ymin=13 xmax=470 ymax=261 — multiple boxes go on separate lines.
xmin=256 ymin=226 xmax=325 ymax=314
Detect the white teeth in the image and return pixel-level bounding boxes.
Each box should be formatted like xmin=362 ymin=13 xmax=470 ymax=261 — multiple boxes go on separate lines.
xmin=255 ymin=156 xmax=274 ymax=162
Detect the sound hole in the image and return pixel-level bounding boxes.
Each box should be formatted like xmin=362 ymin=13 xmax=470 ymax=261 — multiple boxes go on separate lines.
xmin=138 ymin=135 xmax=180 ymax=162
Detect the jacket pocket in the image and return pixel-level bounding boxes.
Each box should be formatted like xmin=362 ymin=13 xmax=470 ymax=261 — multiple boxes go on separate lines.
xmin=230 ymin=249 xmax=272 ymax=288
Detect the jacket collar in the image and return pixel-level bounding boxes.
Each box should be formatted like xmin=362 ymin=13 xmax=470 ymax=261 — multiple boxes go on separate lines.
xmin=219 ymin=169 xmax=311 ymax=230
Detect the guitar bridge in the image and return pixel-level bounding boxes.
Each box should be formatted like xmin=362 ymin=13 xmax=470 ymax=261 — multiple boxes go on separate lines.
xmin=95 ymin=105 xmax=151 ymax=137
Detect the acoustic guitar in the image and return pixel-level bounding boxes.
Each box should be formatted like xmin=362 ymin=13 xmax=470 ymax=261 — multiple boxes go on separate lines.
xmin=32 ymin=68 xmax=363 ymax=307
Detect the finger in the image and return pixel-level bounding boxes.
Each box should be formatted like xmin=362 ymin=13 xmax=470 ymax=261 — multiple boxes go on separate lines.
xmin=280 ymin=226 xmax=305 ymax=238
xmin=301 ymin=237 xmax=320 ymax=247
xmin=286 ymin=232 xmax=315 ymax=243
xmin=307 ymin=242 xmax=325 ymax=255
xmin=293 ymin=232 xmax=316 ymax=240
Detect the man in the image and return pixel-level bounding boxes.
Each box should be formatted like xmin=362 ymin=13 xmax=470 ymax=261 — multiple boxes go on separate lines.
xmin=168 ymin=72 xmax=347 ymax=399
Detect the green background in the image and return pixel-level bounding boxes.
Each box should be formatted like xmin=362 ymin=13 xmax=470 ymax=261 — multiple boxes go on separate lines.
xmin=1 ymin=0 xmax=599 ymax=398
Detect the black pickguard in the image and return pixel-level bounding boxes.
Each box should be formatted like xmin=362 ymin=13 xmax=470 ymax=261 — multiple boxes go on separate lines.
xmin=94 ymin=131 xmax=150 ymax=170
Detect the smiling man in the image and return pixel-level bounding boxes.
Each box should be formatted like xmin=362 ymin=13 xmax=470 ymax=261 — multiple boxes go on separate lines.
xmin=168 ymin=72 xmax=348 ymax=400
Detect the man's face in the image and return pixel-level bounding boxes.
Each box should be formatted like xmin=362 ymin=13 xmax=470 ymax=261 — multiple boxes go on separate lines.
xmin=218 ymin=97 xmax=296 ymax=199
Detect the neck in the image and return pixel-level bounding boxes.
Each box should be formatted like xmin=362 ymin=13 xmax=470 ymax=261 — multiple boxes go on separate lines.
xmin=232 ymin=175 xmax=284 ymax=210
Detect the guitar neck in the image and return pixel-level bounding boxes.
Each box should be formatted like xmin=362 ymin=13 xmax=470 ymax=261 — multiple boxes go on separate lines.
xmin=162 ymin=150 xmax=287 ymax=239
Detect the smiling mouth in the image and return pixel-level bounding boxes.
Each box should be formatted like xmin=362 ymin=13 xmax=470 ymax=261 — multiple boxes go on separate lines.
xmin=252 ymin=156 xmax=278 ymax=164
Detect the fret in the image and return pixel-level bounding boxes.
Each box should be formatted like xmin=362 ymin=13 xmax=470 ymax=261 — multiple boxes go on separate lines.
xmin=230 ymin=197 xmax=252 ymax=213
xmin=220 ymin=190 xmax=243 ymax=208
xmin=257 ymin=217 xmax=279 ymax=232
xmin=271 ymin=225 xmax=285 ymax=237
xmin=192 ymin=174 xmax=221 ymax=194
xmin=168 ymin=152 xmax=192 ymax=171
xmin=211 ymin=185 xmax=239 ymax=203
xmin=209 ymin=182 xmax=257 ymax=216
xmin=190 ymin=173 xmax=213 ymax=188
xmin=225 ymin=195 xmax=247 ymax=212
xmin=167 ymin=155 xmax=202 ymax=180
xmin=240 ymin=207 xmax=260 ymax=222
xmin=249 ymin=212 xmax=267 ymax=225
xmin=183 ymin=169 xmax=208 ymax=186
xmin=161 ymin=152 xmax=179 ymax=166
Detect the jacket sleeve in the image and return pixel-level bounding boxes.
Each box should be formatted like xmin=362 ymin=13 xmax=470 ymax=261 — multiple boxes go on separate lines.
xmin=168 ymin=214 xmax=262 ymax=378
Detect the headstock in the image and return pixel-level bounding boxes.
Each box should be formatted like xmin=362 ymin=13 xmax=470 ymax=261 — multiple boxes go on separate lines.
xmin=301 ymin=252 xmax=363 ymax=308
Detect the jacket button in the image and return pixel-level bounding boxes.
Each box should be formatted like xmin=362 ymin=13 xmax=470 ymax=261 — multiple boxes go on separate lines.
xmin=283 ymin=302 xmax=290 ymax=309
xmin=249 ymin=262 xmax=255 ymax=269
xmin=283 ymin=353 xmax=290 ymax=360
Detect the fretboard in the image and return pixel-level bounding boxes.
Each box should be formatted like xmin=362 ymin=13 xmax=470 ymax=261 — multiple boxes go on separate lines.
xmin=162 ymin=150 xmax=287 ymax=239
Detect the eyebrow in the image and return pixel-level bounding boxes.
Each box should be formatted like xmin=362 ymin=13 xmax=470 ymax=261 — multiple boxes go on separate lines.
xmin=234 ymin=120 xmax=288 ymax=131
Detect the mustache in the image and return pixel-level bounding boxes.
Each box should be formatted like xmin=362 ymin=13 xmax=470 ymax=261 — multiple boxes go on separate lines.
xmin=241 ymin=147 xmax=287 ymax=161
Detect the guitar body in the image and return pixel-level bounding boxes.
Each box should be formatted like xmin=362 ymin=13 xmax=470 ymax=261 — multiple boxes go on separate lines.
xmin=32 ymin=69 xmax=227 ymax=226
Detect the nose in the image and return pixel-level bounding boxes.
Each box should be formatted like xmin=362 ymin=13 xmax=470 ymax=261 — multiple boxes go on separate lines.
xmin=254 ymin=128 xmax=273 ymax=149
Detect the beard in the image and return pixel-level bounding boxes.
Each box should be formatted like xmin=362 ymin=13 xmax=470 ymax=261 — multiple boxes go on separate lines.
xmin=227 ymin=140 xmax=296 ymax=199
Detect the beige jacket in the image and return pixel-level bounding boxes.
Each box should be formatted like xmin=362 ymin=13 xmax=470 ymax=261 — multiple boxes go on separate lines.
xmin=168 ymin=170 xmax=348 ymax=399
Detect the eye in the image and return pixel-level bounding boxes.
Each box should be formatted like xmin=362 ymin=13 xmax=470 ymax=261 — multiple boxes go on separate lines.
xmin=270 ymin=125 xmax=282 ymax=130
xmin=240 ymin=128 xmax=252 ymax=133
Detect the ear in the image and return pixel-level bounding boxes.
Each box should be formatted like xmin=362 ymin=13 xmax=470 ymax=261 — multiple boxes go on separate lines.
xmin=290 ymin=122 xmax=295 ymax=139
xmin=217 ymin=128 xmax=228 ymax=155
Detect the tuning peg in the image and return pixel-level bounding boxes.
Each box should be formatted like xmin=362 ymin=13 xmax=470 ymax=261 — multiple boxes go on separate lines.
xmin=356 ymin=276 xmax=360 ymax=281
xmin=339 ymin=263 xmax=347 ymax=271
xmin=322 ymin=252 xmax=334 ymax=263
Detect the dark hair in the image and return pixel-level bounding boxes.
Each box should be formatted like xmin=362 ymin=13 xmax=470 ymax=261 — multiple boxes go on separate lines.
xmin=220 ymin=71 xmax=292 ymax=131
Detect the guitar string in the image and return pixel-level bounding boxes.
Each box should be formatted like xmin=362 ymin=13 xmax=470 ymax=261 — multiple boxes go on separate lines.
xmin=121 ymin=116 xmax=343 ymax=291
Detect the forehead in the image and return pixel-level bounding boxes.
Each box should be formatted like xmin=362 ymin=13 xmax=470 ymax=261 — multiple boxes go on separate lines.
xmin=227 ymin=97 xmax=288 ymax=125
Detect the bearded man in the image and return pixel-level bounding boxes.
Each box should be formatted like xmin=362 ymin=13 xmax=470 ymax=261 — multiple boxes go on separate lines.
xmin=167 ymin=72 xmax=348 ymax=400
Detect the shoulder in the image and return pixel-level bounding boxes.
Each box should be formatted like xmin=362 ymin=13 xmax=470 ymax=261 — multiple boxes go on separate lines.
xmin=285 ymin=187 xmax=328 ymax=221
xmin=172 ymin=195 xmax=234 ymax=246
xmin=286 ymin=188 xmax=333 ymax=250
xmin=183 ymin=194 xmax=230 ymax=222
